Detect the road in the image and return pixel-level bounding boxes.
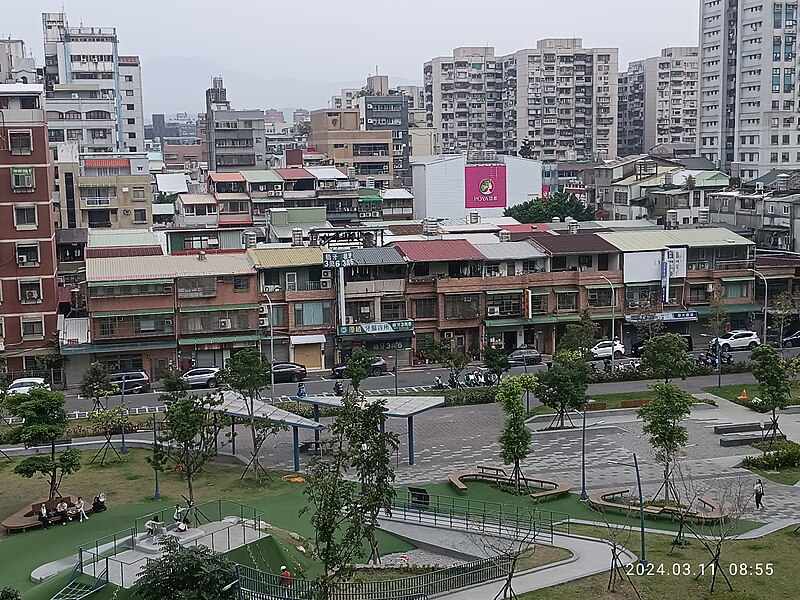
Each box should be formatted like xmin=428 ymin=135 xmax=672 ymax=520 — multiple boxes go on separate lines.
xmin=62 ymin=342 xmax=797 ymax=413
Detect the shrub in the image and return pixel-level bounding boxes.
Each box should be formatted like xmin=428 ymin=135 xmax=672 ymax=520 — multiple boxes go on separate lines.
xmin=442 ymin=387 xmax=498 ymax=406
xmin=742 ymin=440 xmax=800 ymax=470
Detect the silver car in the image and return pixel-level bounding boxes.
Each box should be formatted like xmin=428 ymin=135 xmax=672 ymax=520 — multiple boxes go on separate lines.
xmin=181 ymin=367 xmax=220 ymax=388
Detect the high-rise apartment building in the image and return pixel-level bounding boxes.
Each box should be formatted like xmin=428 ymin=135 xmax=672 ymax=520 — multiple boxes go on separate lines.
xmin=0 ymin=40 xmax=37 ymax=84
xmin=293 ymin=108 xmax=311 ymax=124
xmin=699 ymin=0 xmax=800 ymax=179
xmin=42 ymin=12 xmax=144 ymax=154
xmin=358 ymin=94 xmax=411 ymax=186
xmin=205 ymin=76 xmax=267 ymax=172
xmin=424 ymin=40 xmax=618 ymax=160
xmin=0 ymin=83 xmax=60 ymax=373
xmin=618 ymin=47 xmax=699 ymax=156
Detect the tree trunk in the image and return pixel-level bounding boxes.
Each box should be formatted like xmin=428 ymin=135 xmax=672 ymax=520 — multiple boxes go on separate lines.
xmin=663 ymin=460 xmax=670 ymax=503
xmin=186 ymin=470 xmax=194 ymax=504
xmin=249 ymin=413 xmax=261 ymax=481
xmin=49 ymin=439 xmax=57 ymax=500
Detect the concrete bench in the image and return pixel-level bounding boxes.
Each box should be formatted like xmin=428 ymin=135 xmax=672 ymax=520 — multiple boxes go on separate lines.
xmin=713 ymin=422 xmax=763 ymax=434
xmin=720 ymin=432 xmax=786 ymax=446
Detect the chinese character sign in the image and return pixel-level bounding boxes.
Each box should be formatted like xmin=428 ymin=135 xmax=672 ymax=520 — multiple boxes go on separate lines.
xmin=465 ymin=165 xmax=507 ymax=209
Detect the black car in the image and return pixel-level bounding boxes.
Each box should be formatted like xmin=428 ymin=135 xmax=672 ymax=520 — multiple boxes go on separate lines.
xmin=507 ymin=348 xmax=543 ymax=366
xmin=331 ymin=357 xmax=389 ymax=379
xmin=782 ymin=330 xmax=800 ymax=348
xmin=631 ymin=334 xmax=694 ymax=357
xmin=272 ymin=362 xmax=307 ymax=383
xmin=110 ymin=371 xmax=151 ymax=394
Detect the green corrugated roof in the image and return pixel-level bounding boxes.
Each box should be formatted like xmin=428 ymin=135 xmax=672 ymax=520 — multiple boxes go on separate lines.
xmin=93 ymin=308 xmax=174 ymax=317
xmin=693 ymin=303 xmax=760 ymax=315
xmin=179 ymin=333 xmax=262 ymax=345
xmin=357 ymin=187 xmax=381 ymax=197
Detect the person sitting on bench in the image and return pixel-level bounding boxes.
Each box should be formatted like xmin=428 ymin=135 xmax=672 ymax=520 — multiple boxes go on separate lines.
xmin=56 ymin=500 xmax=70 ymax=526
xmin=93 ymin=493 xmax=107 ymax=513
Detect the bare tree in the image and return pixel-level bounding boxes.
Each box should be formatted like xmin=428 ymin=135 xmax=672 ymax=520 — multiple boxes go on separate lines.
xmin=471 ymin=514 xmax=539 ymax=600
xmin=594 ymin=508 xmax=642 ymax=598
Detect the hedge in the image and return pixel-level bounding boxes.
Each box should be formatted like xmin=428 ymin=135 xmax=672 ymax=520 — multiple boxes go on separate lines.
xmin=742 ymin=440 xmax=800 ymax=470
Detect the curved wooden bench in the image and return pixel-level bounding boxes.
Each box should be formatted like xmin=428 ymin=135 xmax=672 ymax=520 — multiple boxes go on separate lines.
xmin=587 ymin=488 xmax=663 ymax=517
xmin=449 ymin=466 xmax=511 ymax=491
xmin=521 ymin=477 xmax=571 ymax=500
xmin=2 ymin=495 xmax=93 ymax=533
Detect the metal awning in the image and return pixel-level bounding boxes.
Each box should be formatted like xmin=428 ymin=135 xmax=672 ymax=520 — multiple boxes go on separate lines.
xmin=554 ymin=287 xmax=579 ymax=293
xmin=528 ymin=289 xmax=550 ymax=296
xmin=290 ymin=334 xmax=327 ymax=345
xmin=179 ymin=334 xmax=261 ymax=345
xmin=721 ymin=276 xmax=755 ymax=282
xmin=486 ymin=289 xmax=523 ymax=295
xmin=180 ymin=304 xmax=258 ymax=313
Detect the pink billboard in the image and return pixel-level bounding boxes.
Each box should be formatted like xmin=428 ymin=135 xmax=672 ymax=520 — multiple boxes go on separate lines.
xmin=465 ymin=165 xmax=507 ymax=209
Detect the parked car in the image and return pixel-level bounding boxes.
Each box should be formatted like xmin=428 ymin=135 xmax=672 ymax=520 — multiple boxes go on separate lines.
xmin=631 ymin=334 xmax=694 ymax=357
xmin=6 ymin=377 xmax=50 ymax=395
xmin=272 ymin=362 xmax=307 ymax=383
xmin=710 ymin=330 xmax=760 ymax=352
xmin=331 ymin=357 xmax=389 ymax=379
xmin=590 ymin=340 xmax=625 ymax=360
xmin=782 ymin=330 xmax=800 ymax=348
xmin=507 ymin=348 xmax=543 ymax=366
xmin=181 ymin=367 xmax=220 ymax=388
xmin=110 ymin=371 xmax=151 ymax=394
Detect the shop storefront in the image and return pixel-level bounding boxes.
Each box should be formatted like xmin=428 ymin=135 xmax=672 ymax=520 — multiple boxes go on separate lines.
xmin=337 ymin=320 xmax=415 ymax=367
xmin=179 ymin=333 xmax=262 ymax=368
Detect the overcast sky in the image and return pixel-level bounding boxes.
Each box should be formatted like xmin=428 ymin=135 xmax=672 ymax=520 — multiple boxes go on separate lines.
xmin=10 ymin=0 xmax=700 ymax=116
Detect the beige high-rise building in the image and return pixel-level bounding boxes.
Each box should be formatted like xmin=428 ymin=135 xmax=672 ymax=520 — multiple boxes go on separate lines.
xmin=618 ymin=47 xmax=699 ymax=156
xmin=424 ymin=40 xmax=619 ymax=160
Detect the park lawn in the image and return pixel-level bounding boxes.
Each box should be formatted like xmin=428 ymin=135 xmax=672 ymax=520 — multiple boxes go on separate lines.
xmin=703 ymin=384 xmax=800 ymax=408
xmin=528 ymin=391 xmax=711 ymax=418
xmin=412 ymin=482 xmax=762 ymax=537
xmin=749 ymin=466 xmax=800 ymax=486
xmin=520 ymin=524 xmax=800 ymax=600
xmin=0 ymin=449 xmax=413 ymax=593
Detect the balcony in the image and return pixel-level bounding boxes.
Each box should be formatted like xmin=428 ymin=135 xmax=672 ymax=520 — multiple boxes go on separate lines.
xmin=345 ymin=279 xmax=406 ymax=297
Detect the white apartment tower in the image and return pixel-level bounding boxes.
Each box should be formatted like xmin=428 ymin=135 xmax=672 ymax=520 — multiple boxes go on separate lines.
xmin=699 ymin=0 xmax=800 ymax=179
xmin=618 ymin=47 xmax=699 ymax=156
xmin=42 ymin=12 xmax=144 ymax=153
xmin=424 ymin=40 xmax=619 ymax=161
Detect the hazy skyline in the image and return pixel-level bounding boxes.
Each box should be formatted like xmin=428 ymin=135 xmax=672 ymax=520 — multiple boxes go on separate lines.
xmin=10 ymin=0 xmax=700 ymax=116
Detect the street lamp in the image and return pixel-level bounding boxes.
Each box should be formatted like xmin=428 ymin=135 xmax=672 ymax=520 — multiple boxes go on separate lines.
xmin=749 ymin=268 xmax=768 ymax=344
xmin=610 ymin=454 xmax=647 ymax=567
xmin=152 ymin=412 xmax=160 ymax=501
xmin=579 ymin=408 xmax=605 ymax=501
xmin=262 ymin=292 xmax=275 ymax=401
xmin=600 ymin=275 xmax=616 ymax=373
xmin=119 ymin=375 xmax=128 ymax=454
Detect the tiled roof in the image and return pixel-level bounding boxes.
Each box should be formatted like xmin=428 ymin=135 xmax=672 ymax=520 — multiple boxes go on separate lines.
xmin=208 ymin=172 xmax=246 ymax=182
xmin=248 ymin=246 xmax=325 ymax=268
xmin=84 ymin=158 xmax=130 ymax=168
xmin=178 ymin=194 xmax=217 ymax=205
xmin=386 ymin=223 xmax=424 ymax=235
xmin=87 ymin=253 xmax=254 ymax=282
xmin=86 ymin=246 xmax=163 ymax=259
xmin=528 ymin=232 xmax=619 ymax=255
xmin=598 ymin=228 xmax=755 ymax=251
xmin=274 ymin=168 xmax=315 ymax=180
xmin=392 ymin=239 xmax=484 ymax=262
xmin=351 ymin=247 xmax=405 ymax=266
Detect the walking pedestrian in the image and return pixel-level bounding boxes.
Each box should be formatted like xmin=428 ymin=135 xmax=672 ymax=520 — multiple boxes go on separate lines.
xmin=279 ymin=565 xmax=292 ymax=598
xmin=76 ymin=497 xmax=89 ymax=522
xmin=38 ymin=504 xmax=49 ymax=530
xmin=754 ymin=478 xmax=765 ymax=510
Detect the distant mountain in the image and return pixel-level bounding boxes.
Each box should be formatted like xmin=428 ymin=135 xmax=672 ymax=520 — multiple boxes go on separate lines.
xmin=140 ymin=56 xmax=421 ymax=116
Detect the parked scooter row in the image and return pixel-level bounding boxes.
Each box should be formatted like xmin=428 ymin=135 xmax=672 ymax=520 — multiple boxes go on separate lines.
xmin=696 ymin=348 xmax=734 ymax=368
xmin=590 ymin=358 xmax=641 ymax=374
xmin=434 ymin=370 xmax=499 ymax=390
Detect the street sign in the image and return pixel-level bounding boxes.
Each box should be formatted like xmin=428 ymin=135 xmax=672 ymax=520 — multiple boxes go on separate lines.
xmin=323 ymin=251 xmax=355 ymax=269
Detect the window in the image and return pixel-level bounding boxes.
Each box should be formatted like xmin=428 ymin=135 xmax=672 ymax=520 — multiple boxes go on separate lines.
xmin=67 ymin=129 xmax=83 ymax=140
xmin=265 ymin=304 xmax=287 ymax=327
xmin=177 ymin=276 xmax=216 ymax=298
xmin=723 ymin=282 xmax=749 ymax=299
xmin=127 ymin=132 xmax=137 ymax=139
xmin=126 ymin=118 xmax=136 ymax=125
xmin=49 ymin=129 xmax=65 ymax=142
xmin=126 ymin=104 xmax=135 ymax=110
xmin=294 ymin=301 xmax=331 ymax=326
xmin=124 ymin=75 xmax=133 ymax=82
xmin=133 ymin=209 xmax=147 ymax=223
xmin=233 ymin=275 xmax=250 ymax=292
xmin=14 ymin=205 xmax=37 ymax=228
xmin=381 ymin=301 xmax=407 ymax=321
xmin=132 ymin=188 xmax=146 ymax=199
xmin=414 ymin=298 xmax=437 ymax=319
xmin=529 ymin=293 xmax=548 ymax=313
xmin=16 ymin=244 xmax=39 ymax=266
xmin=785 ymin=205 xmax=791 ymax=214
xmin=444 ymin=294 xmax=480 ymax=319
xmin=11 ymin=167 xmax=34 ymax=190
xmin=415 ymin=332 xmax=436 ymax=349
xmin=19 ymin=280 xmax=42 ymax=303
xmin=98 ymin=353 xmax=143 ymax=372
xmin=556 ymin=292 xmax=577 ymax=311
xmin=21 ymin=317 xmax=44 ymax=339
xmin=9 ymin=131 xmax=32 ymax=155
xmin=125 ymin=90 xmax=134 ymax=96
xmin=588 ymin=288 xmax=613 ymax=307
xmin=99 ymin=317 xmax=117 ymax=337
xmin=86 ymin=111 xmax=111 ymax=120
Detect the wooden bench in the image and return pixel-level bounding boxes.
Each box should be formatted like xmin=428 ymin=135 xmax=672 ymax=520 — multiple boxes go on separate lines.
xmin=448 ymin=467 xmax=511 ymax=492
xmin=3 ymin=495 xmax=93 ymax=533
xmin=587 ymin=488 xmax=663 ymax=517
xmin=620 ymin=399 xmax=651 ymax=409
xmin=519 ymin=477 xmax=572 ymax=501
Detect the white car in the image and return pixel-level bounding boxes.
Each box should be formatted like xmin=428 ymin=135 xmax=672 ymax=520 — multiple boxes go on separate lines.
xmin=181 ymin=367 xmax=220 ymax=388
xmin=590 ymin=340 xmax=626 ymax=360
xmin=710 ymin=330 xmax=761 ymax=352
xmin=6 ymin=377 xmax=50 ymax=395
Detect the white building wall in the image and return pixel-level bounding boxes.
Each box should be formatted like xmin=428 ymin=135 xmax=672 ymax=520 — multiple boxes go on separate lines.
xmin=120 ymin=61 xmax=144 ymax=152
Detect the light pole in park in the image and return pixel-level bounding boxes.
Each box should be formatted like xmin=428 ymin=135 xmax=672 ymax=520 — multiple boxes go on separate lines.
xmin=262 ymin=291 xmax=275 ymax=401
xmin=750 ymin=268 xmax=768 ymax=343
xmin=324 ymin=249 xmax=356 ymax=362
xmin=600 ymin=275 xmax=616 ymax=373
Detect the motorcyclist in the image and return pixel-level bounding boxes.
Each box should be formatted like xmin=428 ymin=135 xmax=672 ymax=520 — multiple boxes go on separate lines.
xmin=333 ymin=380 xmax=343 ymax=396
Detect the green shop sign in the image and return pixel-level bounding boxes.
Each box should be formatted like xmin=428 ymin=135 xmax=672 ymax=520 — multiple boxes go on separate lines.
xmin=338 ymin=320 xmax=414 ymax=336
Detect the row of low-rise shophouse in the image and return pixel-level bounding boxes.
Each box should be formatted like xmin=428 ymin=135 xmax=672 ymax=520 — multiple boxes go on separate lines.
xmin=53 ymin=224 xmax=795 ymax=383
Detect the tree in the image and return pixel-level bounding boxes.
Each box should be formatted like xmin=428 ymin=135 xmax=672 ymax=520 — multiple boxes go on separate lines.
xmin=497 ymin=374 xmax=537 ymax=493
xmin=631 ymin=291 xmax=666 ymax=343
xmin=80 ymin=362 xmax=117 ymax=411
xmin=518 ymin=138 xmax=535 ymax=159
xmin=706 ymin=290 xmax=728 ymax=340
xmin=641 ymin=333 xmax=694 ymax=383
xmin=336 ymin=395 xmax=399 ymax=564
xmin=637 ymin=382 xmax=694 ymax=502
xmin=344 ymin=347 xmax=373 ymax=394
xmin=771 ymin=290 xmax=798 ymax=345
xmin=148 ymin=392 xmax=224 ymax=504
xmin=219 ymin=348 xmax=273 ymax=481
xmin=751 ymin=345 xmax=791 ymax=442
xmin=87 ymin=405 xmax=127 ymax=465
xmin=483 ymin=345 xmax=511 ymax=384
xmin=0 ymin=589 xmax=22 ymax=600
xmin=428 ymin=342 xmax=470 ymax=380
xmin=2 ymin=387 xmax=81 ymax=499
xmin=534 ymin=351 xmax=588 ymax=428
xmin=557 ymin=311 xmax=598 ymax=359
xmin=297 ymin=122 xmax=312 ymax=136
xmin=503 ymin=191 xmax=593 ymax=224
xmin=132 ymin=537 xmax=237 ymax=600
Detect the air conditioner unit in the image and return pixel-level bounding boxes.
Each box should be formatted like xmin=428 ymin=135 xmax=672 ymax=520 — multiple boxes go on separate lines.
xmin=706 ymin=283 xmax=715 ymax=292
xmin=258 ymin=317 xmax=269 ymax=327
xmin=345 ymin=316 xmax=355 ymax=325
xmin=71 ymin=93 xmax=79 ymax=99
xmin=360 ymin=306 xmax=371 ymax=313
xmin=164 ymin=319 xmax=173 ymax=326
xmin=262 ymin=285 xmax=281 ymax=293
xmin=0 ymin=339 xmax=4 ymax=352
xmin=219 ymin=319 xmax=232 ymax=329
xmin=321 ymin=269 xmax=332 ymax=279
xmin=258 ymin=304 xmax=269 ymax=315
xmin=443 ymin=331 xmax=454 ymax=339
xmin=487 ymin=306 xmax=501 ymax=316
xmin=273 ymin=185 xmax=281 ymax=190
xmin=17 ymin=255 xmax=27 ymax=265
xmin=320 ymin=278 xmax=332 ymax=289
xmin=359 ymin=212 xmax=369 ymax=218
xmin=25 ymin=290 xmax=39 ymax=300
xmin=268 ymin=191 xmax=275 ymax=196
xmin=121 ymin=187 xmax=129 ymax=193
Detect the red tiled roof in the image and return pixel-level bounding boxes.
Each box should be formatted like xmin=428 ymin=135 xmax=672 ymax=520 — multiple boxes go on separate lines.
xmin=387 ymin=223 xmax=424 ymax=236
xmin=498 ymin=223 xmax=551 ymax=234
xmin=86 ymin=246 xmax=163 ymax=259
xmin=274 ymin=168 xmax=315 ymax=180
xmin=208 ymin=172 xmax=246 ymax=182
xmin=392 ymin=239 xmax=484 ymax=262
xmin=118 ymin=55 xmax=140 ymax=65
xmin=84 ymin=159 xmax=130 ymax=168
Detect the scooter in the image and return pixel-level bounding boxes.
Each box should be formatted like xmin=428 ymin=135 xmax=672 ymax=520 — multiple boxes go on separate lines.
xmin=433 ymin=375 xmax=446 ymax=390
xmin=471 ymin=370 xmax=485 ymax=386
xmin=464 ymin=372 xmax=478 ymax=387
xmin=448 ymin=373 xmax=461 ymax=389
xmin=484 ymin=372 xmax=499 ymax=386
xmin=333 ymin=380 xmax=344 ymax=396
